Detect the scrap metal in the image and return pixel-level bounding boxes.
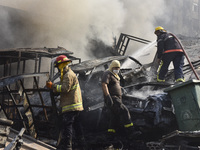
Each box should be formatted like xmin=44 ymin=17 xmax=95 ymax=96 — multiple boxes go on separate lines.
xmin=0 ymin=33 xmax=200 ymax=149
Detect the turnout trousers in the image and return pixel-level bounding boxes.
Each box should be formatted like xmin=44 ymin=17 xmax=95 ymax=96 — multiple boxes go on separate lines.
xmin=108 ymin=96 xmax=133 ymax=133
xmin=157 ymin=52 xmax=184 ymax=81
xmin=57 ymin=111 xmax=84 ymax=150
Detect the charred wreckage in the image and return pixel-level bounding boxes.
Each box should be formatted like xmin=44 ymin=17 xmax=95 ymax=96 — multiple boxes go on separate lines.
xmin=0 ymin=33 xmax=200 ymax=149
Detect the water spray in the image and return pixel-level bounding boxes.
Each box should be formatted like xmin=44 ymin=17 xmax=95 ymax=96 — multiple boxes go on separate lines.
xmin=121 ymin=40 xmax=156 ymax=68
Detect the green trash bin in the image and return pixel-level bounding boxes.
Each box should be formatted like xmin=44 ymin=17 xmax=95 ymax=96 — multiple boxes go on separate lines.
xmin=164 ymin=79 xmax=200 ymax=131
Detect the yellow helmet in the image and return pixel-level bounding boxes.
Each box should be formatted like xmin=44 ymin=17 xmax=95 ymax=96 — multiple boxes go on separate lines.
xmin=109 ymin=60 xmax=120 ymax=70
xmin=154 ymin=26 xmax=166 ymax=34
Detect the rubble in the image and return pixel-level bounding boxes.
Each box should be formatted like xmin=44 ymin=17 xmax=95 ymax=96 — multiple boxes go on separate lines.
xmin=0 ymin=34 xmax=200 ymax=149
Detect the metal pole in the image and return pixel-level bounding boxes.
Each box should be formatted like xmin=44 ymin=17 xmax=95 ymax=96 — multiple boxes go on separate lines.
xmin=169 ymin=33 xmax=200 ymax=80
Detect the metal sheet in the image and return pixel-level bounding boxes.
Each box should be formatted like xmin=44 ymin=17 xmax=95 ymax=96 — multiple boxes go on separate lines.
xmin=0 ymin=72 xmax=48 ymax=88
xmin=71 ymin=55 xmax=128 ymax=72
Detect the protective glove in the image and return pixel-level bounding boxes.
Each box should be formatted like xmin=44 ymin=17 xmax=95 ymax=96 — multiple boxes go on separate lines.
xmin=46 ymin=81 xmax=53 ymax=89
xmin=105 ymin=94 xmax=113 ymax=107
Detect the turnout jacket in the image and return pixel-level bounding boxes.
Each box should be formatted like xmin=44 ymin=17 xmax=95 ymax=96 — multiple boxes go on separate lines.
xmin=157 ymin=32 xmax=183 ymax=59
xmin=54 ymin=67 xmax=83 ymax=113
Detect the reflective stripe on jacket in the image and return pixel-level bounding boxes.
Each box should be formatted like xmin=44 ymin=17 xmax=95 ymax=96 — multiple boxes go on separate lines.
xmin=163 ymin=49 xmax=183 ymax=54
xmin=156 ymin=32 xmax=183 ymax=59
xmin=56 ymin=83 xmax=79 ymax=92
xmin=62 ymin=102 xmax=83 ymax=112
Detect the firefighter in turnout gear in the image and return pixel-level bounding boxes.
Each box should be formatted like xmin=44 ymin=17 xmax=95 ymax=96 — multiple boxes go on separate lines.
xmin=154 ymin=26 xmax=185 ymax=83
xmin=101 ymin=60 xmax=141 ymax=144
xmin=46 ymin=55 xmax=85 ymax=150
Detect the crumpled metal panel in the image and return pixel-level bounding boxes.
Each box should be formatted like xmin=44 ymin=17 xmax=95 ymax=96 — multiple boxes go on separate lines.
xmin=0 ymin=47 xmax=75 ymax=65
xmin=0 ymin=72 xmax=48 ymax=88
xmin=71 ymin=55 xmax=128 ymax=72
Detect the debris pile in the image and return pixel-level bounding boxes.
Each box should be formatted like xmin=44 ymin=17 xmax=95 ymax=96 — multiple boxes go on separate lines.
xmin=0 ymin=34 xmax=200 ymax=149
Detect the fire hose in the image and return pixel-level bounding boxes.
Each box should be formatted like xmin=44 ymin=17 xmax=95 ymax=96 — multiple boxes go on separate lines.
xmin=169 ymin=33 xmax=200 ymax=80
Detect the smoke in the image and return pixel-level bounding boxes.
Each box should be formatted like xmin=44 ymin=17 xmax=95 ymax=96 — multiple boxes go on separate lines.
xmin=0 ymin=0 xmax=166 ymax=60
xmin=121 ymin=1 xmax=165 ymax=40
xmin=130 ymin=89 xmax=165 ymax=99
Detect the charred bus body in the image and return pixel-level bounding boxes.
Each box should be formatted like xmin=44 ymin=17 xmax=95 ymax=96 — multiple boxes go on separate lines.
xmin=0 ymin=34 xmax=200 ymax=149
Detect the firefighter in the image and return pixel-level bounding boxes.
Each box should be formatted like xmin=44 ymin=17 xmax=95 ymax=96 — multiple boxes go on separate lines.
xmin=101 ymin=60 xmax=141 ymax=143
xmin=154 ymin=26 xmax=185 ymax=83
xmin=46 ymin=55 xmax=85 ymax=150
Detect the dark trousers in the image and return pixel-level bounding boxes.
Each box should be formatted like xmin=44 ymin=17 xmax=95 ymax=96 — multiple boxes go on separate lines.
xmin=58 ymin=111 xmax=84 ymax=149
xmin=158 ymin=52 xmax=184 ymax=80
xmin=109 ymin=96 xmax=132 ymax=130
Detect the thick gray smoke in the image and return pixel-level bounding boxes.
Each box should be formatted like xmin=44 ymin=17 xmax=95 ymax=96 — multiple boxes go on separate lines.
xmin=0 ymin=0 xmax=175 ymax=60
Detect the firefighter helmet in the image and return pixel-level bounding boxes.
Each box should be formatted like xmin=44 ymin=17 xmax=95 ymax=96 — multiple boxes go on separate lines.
xmin=54 ymin=55 xmax=72 ymax=67
xmin=154 ymin=26 xmax=166 ymax=34
xmin=109 ymin=60 xmax=120 ymax=70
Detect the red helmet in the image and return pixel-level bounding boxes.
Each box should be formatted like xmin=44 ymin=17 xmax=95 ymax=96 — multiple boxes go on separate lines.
xmin=54 ymin=55 xmax=72 ymax=67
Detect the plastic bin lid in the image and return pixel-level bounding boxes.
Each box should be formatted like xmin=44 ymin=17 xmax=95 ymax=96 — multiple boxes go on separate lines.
xmin=164 ymin=79 xmax=200 ymax=92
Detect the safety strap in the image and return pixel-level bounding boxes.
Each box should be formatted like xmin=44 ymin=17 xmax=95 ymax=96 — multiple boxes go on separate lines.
xmin=164 ymin=49 xmax=183 ymax=54
xmin=62 ymin=102 xmax=82 ymax=112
